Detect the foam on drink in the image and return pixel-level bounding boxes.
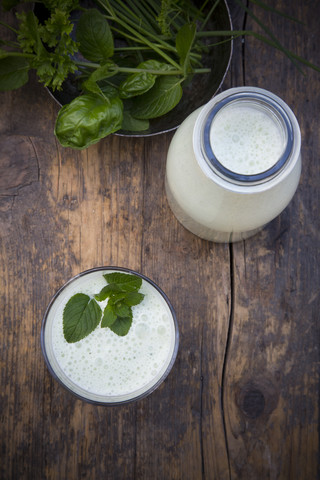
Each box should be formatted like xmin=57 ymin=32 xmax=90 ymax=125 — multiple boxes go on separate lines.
xmin=209 ymin=101 xmax=286 ymax=175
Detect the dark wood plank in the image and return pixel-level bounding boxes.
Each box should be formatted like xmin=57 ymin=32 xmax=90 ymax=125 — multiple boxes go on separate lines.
xmin=223 ymin=1 xmax=320 ymax=478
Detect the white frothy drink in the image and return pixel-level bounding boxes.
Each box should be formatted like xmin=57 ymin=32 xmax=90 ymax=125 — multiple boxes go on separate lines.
xmin=209 ymin=102 xmax=285 ymax=175
xmin=42 ymin=269 xmax=178 ymax=404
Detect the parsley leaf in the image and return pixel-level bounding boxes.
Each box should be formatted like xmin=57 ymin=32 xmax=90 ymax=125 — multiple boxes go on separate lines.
xmin=15 ymin=8 xmax=78 ymax=91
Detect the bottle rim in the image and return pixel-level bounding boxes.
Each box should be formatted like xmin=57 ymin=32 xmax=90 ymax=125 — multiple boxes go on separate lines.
xmin=201 ymin=92 xmax=294 ymax=185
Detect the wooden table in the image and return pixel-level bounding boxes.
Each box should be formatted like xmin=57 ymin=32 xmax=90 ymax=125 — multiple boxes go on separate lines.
xmin=1 ymin=1 xmax=319 ymax=478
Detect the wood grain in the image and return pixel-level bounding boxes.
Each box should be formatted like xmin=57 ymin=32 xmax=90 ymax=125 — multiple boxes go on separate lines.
xmin=223 ymin=1 xmax=320 ymax=478
xmin=0 ymin=1 xmax=319 ymax=479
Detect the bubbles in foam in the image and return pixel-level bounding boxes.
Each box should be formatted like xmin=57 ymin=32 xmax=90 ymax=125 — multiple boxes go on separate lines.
xmin=210 ymin=102 xmax=286 ymax=175
xmin=50 ymin=271 xmax=175 ymax=397
xmin=135 ymin=323 xmax=150 ymax=339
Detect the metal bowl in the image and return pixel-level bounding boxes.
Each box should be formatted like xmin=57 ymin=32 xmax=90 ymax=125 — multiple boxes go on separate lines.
xmin=43 ymin=0 xmax=233 ymax=136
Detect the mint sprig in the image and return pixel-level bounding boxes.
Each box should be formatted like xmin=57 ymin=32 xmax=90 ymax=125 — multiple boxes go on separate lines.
xmin=62 ymin=272 xmax=145 ymax=342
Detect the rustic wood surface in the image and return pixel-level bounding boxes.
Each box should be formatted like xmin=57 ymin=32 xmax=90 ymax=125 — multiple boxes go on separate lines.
xmin=0 ymin=1 xmax=319 ymax=479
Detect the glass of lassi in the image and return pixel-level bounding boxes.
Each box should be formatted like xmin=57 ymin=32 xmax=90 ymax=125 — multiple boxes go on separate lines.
xmin=166 ymin=86 xmax=301 ymax=242
xmin=41 ymin=267 xmax=179 ymax=405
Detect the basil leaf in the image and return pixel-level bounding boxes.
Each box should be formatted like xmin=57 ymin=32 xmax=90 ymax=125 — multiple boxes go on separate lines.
xmin=119 ymin=60 xmax=175 ymax=99
xmin=119 ymin=72 xmax=155 ymax=99
xmin=99 ymin=83 xmax=119 ymax=99
xmin=54 ymin=94 xmax=123 ymax=149
xmin=0 ymin=57 xmax=29 ymax=91
xmin=63 ymin=294 xmax=102 ymax=343
xmin=122 ymin=111 xmax=149 ymax=132
xmin=131 ymin=76 xmax=183 ymax=119
xmin=119 ymin=60 xmax=161 ymax=99
xmin=76 ymin=9 xmax=113 ymax=62
xmin=101 ymin=303 xmax=117 ymax=328
xmin=176 ymin=22 xmax=196 ymax=75
xmin=123 ymin=292 xmax=145 ymax=306
xmin=103 ymin=272 xmax=142 ymax=292
xmin=109 ymin=316 xmax=132 ymax=337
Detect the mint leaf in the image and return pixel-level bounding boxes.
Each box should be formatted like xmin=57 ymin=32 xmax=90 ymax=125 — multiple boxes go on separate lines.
xmin=101 ymin=300 xmax=133 ymax=335
xmin=109 ymin=316 xmax=132 ymax=337
xmin=103 ymin=272 xmax=142 ymax=292
xmin=63 ymin=293 xmax=102 ymax=343
xmin=98 ymin=273 xmax=144 ymax=336
xmin=94 ymin=283 xmax=123 ymax=301
xmin=101 ymin=303 xmax=117 ymax=328
xmin=114 ymin=302 xmax=131 ymax=318
xmin=123 ymin=291 xmax=145 ymax=306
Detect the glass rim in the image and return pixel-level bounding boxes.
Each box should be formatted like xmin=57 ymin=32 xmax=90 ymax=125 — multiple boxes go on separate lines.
xmin=202 ymin=91 xmax=294 ymax=184
xmin=41 ymin=266 xmax=179 ymax=406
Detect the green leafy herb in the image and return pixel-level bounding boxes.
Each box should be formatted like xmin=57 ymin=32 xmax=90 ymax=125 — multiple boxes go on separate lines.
xmin=103 ymin=272 xmax=142 ymax=291
xmin=131 ymin=75 xmax=183 ymax=119
xmin=108 ymin=315 xmax=133 ymax=336
xmin=76 ymin=8 xmax=114 ymax=62
xmin=63 ymin=293 xmax=102 ymax=343
xmin=95 ymin=272 xmax=145 ymax=336
xmin=0 ymin=56 xmax=29 ymax=90
xmin=119 ymin=59 xmax=168 ymax=99
xmin=54 ymin=93 xmax=123 ymax=149
xmin=121 ymin=111 xmax=150 ymax=132
xmin=1 ymin=0 xmax=319 ymax=148
xmin=62 ymin=272 xmax=145 ymax=342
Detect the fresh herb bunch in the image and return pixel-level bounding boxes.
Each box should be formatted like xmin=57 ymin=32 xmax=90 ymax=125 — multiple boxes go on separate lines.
xmin=0 ymin=0 xmax=319 ymax=149
xmin=0 ymin=0 xmax=214 ymax=148
xmin=63 ymin=272 xmax=145 ymax=342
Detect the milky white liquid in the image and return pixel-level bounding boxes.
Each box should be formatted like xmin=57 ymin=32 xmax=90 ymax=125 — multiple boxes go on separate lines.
xmin=209 ymin=102 xmax=285 ymax=174
xmin=166 ymin=87 xmax=301 ymax=242
xmin=42 ymin=270 xmax=178 ymax=403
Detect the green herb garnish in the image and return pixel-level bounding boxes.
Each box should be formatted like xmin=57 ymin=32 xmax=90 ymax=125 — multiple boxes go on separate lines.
xmin=63 ymin=272 xmax=145 ymax=342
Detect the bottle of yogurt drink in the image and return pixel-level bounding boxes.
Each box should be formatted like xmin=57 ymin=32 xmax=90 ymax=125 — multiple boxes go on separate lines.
xmin=165 ymin=86 xmax=301 ymax=242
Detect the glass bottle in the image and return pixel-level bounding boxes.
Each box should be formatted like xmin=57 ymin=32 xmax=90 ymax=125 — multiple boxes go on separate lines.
xmin=165 ymin=86 xmax=301 ymax=242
